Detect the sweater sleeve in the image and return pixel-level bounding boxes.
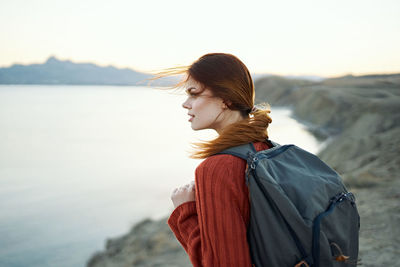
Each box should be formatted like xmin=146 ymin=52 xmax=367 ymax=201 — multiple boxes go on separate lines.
xmin=168 ymin=154 xmax=252 ymax=267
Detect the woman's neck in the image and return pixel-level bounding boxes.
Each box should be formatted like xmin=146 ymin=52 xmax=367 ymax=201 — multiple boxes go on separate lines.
xmin=215 ymin=110 xmax=246 ymax=134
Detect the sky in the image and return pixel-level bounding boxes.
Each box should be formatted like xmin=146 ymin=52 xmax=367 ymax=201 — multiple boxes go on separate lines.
xmin=0 ymin=0 xmax=399 ymax=77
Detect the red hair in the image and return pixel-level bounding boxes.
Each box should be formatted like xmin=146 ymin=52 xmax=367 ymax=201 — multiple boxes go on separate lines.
xmin=148 ymin=53 xmax=272 ymax=159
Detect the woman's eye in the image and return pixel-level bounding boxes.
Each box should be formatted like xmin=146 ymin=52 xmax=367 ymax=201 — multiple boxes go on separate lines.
xmin=188 ymin=92 xmax=199 ymax=97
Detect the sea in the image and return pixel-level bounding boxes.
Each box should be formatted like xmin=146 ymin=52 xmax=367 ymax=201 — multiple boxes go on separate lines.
xmin=0 ymin=85 xmax=322 ymax=267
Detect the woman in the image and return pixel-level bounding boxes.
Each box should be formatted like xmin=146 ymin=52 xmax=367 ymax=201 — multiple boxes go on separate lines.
xmin=151 ymin=53 xmax=272 ymax=266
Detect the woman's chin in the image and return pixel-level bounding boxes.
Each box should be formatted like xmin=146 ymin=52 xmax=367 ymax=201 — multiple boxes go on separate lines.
xmin=190 ymin=124 xmax=203 ymax=131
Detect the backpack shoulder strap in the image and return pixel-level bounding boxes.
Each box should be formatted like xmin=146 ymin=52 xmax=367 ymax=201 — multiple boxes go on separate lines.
xmin=216 ymin=139 xmax=280 ymax=160
xmin=215 ymin=142 xmax=256 ymax=160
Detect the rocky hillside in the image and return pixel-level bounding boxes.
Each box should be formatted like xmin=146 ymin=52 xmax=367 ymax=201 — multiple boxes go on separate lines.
xmin=87 ymin=74 xmax=400 ymax=267
xmin=87 ymin=219 xmax=191 ymax=267
xmin=255 ymin=74 xmax=400 ymax=186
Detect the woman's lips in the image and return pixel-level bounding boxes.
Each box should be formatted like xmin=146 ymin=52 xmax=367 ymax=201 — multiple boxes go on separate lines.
xmin=188 ymin=114 xmax=194 ymax=122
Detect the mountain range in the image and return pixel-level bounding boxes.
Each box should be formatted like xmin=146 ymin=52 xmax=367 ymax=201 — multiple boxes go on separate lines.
xmin=0 ymin=57 xmax=325 ymax=86
xmin=0 ymin=57 xmax=178 ymax=86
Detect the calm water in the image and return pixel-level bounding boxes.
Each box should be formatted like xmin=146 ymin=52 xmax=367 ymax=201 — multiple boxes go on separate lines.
xmin=0 ymin=85 xmax=321 ymax=267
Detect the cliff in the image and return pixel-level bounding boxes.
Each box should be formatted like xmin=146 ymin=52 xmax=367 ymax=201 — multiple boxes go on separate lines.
xmin=87 ymin=219 xmax=191 ymax=267
xmin=255 ymin=74 xmax=400 ymax=186
xmin=87 ymin=74 xmax=400 ymax=267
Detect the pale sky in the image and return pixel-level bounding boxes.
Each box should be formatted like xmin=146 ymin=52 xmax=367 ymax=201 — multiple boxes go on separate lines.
xmin=1 ymin=0 xmax=399 ymax=77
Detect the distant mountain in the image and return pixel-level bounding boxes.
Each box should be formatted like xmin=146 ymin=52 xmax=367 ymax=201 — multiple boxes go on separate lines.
xmin=0 ymin=56 xmax=325 ymax=86
xmin=0 ymin=56 xmax=178 ymax=86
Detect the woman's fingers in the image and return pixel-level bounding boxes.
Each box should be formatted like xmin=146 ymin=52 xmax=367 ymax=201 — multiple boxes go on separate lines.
xmin=171 ymin=181 xmax=196 ymax=208
xmin=174 ymin=181 xmax=195 ymax=192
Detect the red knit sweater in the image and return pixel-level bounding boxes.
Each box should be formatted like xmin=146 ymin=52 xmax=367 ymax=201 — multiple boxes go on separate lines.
xmin=168 ymin=141 xmax=270 ymax=266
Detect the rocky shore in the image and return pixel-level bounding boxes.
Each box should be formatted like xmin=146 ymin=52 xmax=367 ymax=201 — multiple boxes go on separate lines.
xmin=87 ymin=74 xmax=400 ymax=267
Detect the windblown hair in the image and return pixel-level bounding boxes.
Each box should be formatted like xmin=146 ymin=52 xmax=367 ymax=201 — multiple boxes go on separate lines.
xmin=148 ymin=53 xmax=272 ymax=159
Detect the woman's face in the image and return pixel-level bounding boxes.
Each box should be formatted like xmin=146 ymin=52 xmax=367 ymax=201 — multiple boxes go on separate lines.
xmin=182 ymin=77 xmax=226 ymax=132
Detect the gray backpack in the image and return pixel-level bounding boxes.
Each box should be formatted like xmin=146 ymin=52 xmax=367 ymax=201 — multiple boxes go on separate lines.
xmin=218 ymin=140 xmax=360 ymax=267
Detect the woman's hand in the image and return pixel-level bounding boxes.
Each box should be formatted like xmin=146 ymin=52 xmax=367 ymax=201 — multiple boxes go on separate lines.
xmin=171 ymin=181 xmax=195 ymax=208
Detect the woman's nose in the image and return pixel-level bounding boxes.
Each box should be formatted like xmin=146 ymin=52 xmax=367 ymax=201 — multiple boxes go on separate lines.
xmin=182 ymin=98 xmax=191 ymax=109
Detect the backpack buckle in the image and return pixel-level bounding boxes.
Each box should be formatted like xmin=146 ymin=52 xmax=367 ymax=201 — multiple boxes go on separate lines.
xmin=246 ymin=152 xmax=258 ymax=170
xmin=331 ymin=192 xmax=346 ymax=204
xmin=331 ymin=192 xmax=355 ymax=204
xmin=294 ymin=260 xmax=310 ymax=267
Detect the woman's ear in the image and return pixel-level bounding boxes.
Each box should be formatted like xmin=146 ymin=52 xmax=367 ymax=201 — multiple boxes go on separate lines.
xmin=222 ymin=100 xmax=232 ymax=109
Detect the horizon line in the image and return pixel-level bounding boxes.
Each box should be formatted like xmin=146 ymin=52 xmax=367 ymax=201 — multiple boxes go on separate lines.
xmin=1 ymin=55 xmax=399 ymax=80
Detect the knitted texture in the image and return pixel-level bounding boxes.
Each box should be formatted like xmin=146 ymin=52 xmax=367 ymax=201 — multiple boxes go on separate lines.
xmin=168 ymin=142 xmax=270 ymax=266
